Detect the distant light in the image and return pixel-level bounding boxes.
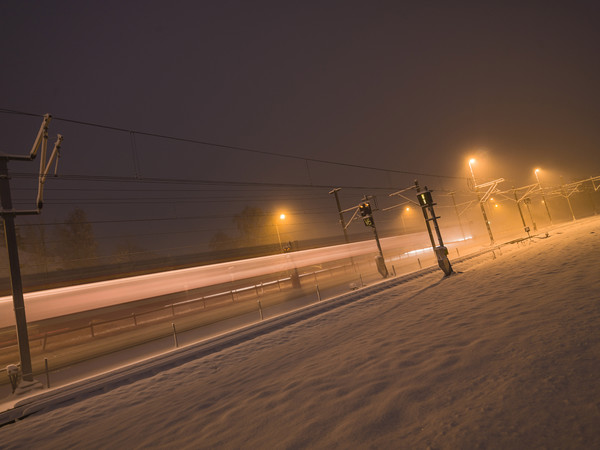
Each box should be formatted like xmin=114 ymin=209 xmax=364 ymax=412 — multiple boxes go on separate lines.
xmin=405 ymin=207 xmax=410 ymax=211
xmin=535 ymin=168 xmax=540 ymax=173
xmin=494 ymin=204 xmax=499 ymax=208
xmin=279 ymin=214 xmax=286 ymax=220
xmin=469 ymin=158 xmax=476 ymax=164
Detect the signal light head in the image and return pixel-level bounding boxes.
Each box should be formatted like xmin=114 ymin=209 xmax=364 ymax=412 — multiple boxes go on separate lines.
xmin=359 ymin=202 xmax=372 ymax=216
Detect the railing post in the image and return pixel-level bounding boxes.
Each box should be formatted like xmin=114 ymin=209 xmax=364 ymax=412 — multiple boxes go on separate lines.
xmin=172 ymin=323 xmax=178 ymax=348
xmin=44 ymin=357 xmax=50 ymax=388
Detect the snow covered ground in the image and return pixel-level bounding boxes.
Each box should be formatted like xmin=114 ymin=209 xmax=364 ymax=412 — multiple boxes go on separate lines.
xmin=1 ymin=216 xmax=599 ymax=448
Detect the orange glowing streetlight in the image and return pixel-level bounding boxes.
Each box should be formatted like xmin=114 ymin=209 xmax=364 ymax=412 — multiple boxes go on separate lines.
xmin=468 ymin=158 xmax=477 ymax=187
xmin=399 ymin=206 xmax=411 ymax=232
xmin=274 ymin=213 xmax=286 ymax=252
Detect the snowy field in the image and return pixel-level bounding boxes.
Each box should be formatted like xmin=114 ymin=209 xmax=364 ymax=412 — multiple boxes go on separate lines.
xmin=1 ymin=216 xmax=599 ymax=448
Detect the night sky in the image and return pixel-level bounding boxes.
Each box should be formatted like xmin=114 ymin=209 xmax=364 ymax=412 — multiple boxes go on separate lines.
xmin=2 ymin=1 xmax=600 ymax=256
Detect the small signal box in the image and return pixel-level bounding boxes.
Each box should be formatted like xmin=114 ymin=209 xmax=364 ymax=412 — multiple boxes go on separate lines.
xmin=417 ymin=191 xmax=434 ymax=207
xmin=359 ymin=202 xmax=372 ymax=217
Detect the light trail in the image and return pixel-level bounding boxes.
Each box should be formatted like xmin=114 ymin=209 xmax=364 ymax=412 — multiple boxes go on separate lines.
xmin=0 ymin=231 xmax=444 ymax=328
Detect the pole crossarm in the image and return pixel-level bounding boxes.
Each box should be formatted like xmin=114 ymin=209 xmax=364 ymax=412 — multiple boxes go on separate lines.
xmin=517 ymin=185 xmax=539 ymax=203
xmin=343 ymin=208 xmax=360 ymax=230
xmin=389 ymin=185 xmax=420 ymax=206
xmin=1 ymin=114 xmax=63 ymax=213
xmin=435 ymin=200 xmax=477 ymax=217
xmin=550 ymin=184 xmax=582 ymax=198
xmin=497 ymin=182 xmax=539 ymax=203
xmin=381 ymin=200 xmax=412 ymax=212
xmin=476 ymin=178 xmax=505 ymax=203
xmin=340 ymin=204 xmax=361 ymax=214
xmin=389 ymin=185 xmax=416 ymax=196
xmin=493 ymin=175 xmax=600 ymax=201
xmin=517 ymin=184 xmax=541 ymax=203
xmin=457 ymin=200 xmax=476 ymax=217
xmin=547 ymin=175 xmax=600 ymax=198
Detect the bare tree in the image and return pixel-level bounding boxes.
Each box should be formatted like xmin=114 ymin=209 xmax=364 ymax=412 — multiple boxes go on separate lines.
xmin=18 ymin=221 xmax=51 ymax=273
xmin=55 ymin=208 xmax=98 ymax=269
xmin=233 ymin=206 xmax=270 ymax=246
xmin=113 ymin=240 xmax=149 ymax=263
xmin=210 ymin=207 xmax=272 ymax=251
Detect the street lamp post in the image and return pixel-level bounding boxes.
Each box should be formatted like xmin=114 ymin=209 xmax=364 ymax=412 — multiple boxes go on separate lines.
xmin=400 ymin=207 xmax=409 ymax=233
xmin=468 ymin=158 xmax=477 ymax=187
xmin=275 ymin=213 xmax=300 ymax=287
xmin=469 ymin=159 xmax=494 ymax=245
xmin=274 ymin=213 xmax=286 ymax=252
xmin=535 ymin=169 xmax=553 ymax=225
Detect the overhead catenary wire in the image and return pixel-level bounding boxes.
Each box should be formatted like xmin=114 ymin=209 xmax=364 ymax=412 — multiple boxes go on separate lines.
xmin=0 ymin=107 xmax=463 ymax=181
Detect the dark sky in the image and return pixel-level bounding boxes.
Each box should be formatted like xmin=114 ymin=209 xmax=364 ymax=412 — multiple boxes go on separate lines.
xmin=2 ymin=1 xmax=600 ymax=254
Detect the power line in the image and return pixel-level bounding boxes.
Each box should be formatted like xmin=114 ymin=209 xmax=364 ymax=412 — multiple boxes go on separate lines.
xmin=0 ymin=107 xmax=463 ymax=180
xmin=9 ymin=170 xmax=444 ymax=193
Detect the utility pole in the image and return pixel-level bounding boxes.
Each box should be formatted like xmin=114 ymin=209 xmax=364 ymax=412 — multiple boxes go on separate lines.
xmin=0 ymin=114 xmax=62 ymax=393
xmin=523 ymin=198 xmax=537 ymax=231
xmin=535 ymin=169 xmax=553 ymax=224
xmin=468 ymin=160 xmax=495 ymax=244
xmin=477 ymin=189 xmax=494 ymax=244
xmin=0 ymin=159 xmax=37 ymax=387
xmin=513 ymin=187 xmax=531 ymax=238
xmin=329 ymin=188 xmax=349 ymax=244
xmin=560 ymin=176 xmax=576 ymax=221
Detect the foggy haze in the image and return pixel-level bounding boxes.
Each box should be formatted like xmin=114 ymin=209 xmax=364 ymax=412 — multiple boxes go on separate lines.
xmin=1 ymin=1 xmax=599 ymax=273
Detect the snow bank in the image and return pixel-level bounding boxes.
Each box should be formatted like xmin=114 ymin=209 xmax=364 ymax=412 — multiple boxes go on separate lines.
xmin=1 ymin=217 xmax=599 ymax=448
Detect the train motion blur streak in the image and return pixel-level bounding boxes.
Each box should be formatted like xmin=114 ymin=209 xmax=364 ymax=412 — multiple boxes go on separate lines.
xmin=0 ymin=232 xmax=436 ymax=328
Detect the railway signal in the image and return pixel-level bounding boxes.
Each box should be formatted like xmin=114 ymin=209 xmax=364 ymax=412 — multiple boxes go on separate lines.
xmin=359 ymin=197 xmax=388 ymax=278
xmin=359 ymin=202 xmax=374 ymax=227
xmin=414 ymin=180 xmax=454 ymax=277
xmin=328 ymin=193 xmax=388 ymax=278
